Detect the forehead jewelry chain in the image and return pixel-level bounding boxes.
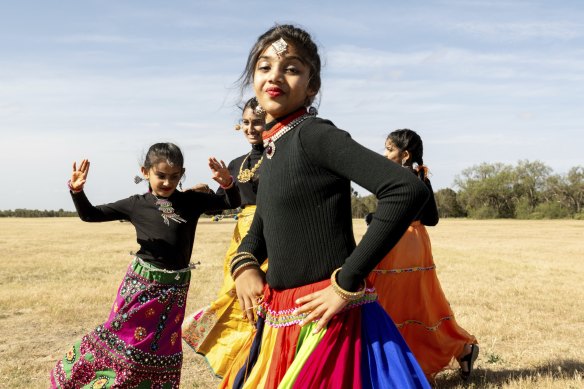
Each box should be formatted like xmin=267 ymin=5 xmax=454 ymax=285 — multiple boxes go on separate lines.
xmin=237 ymin=152 xmax=264 ymax=183
xmin=264 ymin=114 xmax=310 ymax=159
xmin=152 ymin=194 xmax=187 ymax=225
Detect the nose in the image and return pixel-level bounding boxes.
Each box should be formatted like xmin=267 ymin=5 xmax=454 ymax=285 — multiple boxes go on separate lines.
xmin=267 ymin=65 xmax=283 ymax=83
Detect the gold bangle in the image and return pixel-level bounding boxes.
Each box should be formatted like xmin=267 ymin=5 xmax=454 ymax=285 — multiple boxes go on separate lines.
xmin=229 ymin=252 xmax=258 ymax=274
xmin=330 ymin=267 xmax=366 ymax=301
xmin=229 ymin=252 xmax=256 ymax=272
xmin=232 ymin=261 xmax=260 ymax=280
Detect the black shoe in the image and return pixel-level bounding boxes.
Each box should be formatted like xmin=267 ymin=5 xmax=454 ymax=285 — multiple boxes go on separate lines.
xmin=460 ymin=344 xmax=479 ymax=380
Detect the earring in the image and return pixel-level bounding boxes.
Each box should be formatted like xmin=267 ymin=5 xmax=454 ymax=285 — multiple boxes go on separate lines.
xmin=252 ymin=97 xmax=266 ymax=117
xmin=254 ymin=104 xmax=265 ymax=116
xmin=401 ymin=158 xmax=407 ymax=167
xmin=308 ymin=106 xmax=318 ymax=116
xmin=134 ymin=176 xmax=144 ymax=184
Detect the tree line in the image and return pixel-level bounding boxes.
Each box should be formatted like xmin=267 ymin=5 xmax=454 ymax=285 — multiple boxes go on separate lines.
xmin=3 ymin=161 xmax=582 ymax=220
xmin=0 ymin=209 xmax=77 ymax=217
xmin=352 ymin=160 xmax=584 ymax=220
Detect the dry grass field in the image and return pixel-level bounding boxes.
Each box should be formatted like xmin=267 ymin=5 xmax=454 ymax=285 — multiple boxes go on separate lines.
xmin=1 ymin=217 xmax=583 ymax=388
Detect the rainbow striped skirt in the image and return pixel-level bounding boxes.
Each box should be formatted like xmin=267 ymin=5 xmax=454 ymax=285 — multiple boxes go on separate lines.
xmin=220 ymin=279 xmax=430 ymax=389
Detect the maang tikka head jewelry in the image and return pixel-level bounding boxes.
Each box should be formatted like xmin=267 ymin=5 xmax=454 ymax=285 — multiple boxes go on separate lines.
xmin=271 ymin=38 xmax=288 ymax=58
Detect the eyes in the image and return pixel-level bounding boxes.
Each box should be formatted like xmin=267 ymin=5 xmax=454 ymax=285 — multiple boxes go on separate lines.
xmin=256 ymin=61 xmax=302 ymax=75
xmin=241 ymin=119 xmax=265 ymax=127
xmin=154 ymin=173 xmax=181 ymax=181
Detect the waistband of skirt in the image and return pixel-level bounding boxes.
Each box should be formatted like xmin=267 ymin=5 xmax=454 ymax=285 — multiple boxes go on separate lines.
xmin=257 ymin=279 xmax=377 ymax=328
xmin=130 ymin=256 xmax=192 ymax=285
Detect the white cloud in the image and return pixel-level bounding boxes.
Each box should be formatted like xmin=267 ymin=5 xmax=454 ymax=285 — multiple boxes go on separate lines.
xmin=450 ymin=21 xmax=583 ymax=42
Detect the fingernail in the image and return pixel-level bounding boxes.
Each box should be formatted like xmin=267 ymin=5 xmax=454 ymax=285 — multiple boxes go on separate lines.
xmin=292 ymin=309 xmax=298 ymax=315
xmin=312 ymin=328 xmax=320 ymax=334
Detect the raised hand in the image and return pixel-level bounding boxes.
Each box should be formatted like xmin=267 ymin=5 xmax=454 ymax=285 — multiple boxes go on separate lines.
xmin=70 ymin=159 xmax=90 ymax=191
xmin=208 ymin=157 xmax=232 ymax=187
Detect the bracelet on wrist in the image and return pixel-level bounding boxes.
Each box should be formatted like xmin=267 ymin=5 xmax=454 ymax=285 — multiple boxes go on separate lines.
xmin=67 ymin=179 xmax=83 ymax=193
xmin=330 ymin=267 xmax=366 ymax=301
xmin=232 ymin=261 xmax=260 ymax=280
xmin=220 ymin=175 xmax=235 ymax=189
xmin=230 ymin=252 xmax=259 ymax=275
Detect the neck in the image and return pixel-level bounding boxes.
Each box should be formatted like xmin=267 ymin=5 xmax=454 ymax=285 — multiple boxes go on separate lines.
xmin=263 ymin=107 xmax=308 ymax=140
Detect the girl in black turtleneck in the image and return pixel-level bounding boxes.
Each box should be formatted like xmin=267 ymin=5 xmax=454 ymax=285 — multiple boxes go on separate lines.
xmin=221 ymin=25 xmax=431 ymax=389
xmin=182 ymin=98 xmax=267 ymax=379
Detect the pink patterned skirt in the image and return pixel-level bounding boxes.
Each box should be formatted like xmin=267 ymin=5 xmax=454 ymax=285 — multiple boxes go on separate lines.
xmin=50 ymin=258 xmax=191 ymax=389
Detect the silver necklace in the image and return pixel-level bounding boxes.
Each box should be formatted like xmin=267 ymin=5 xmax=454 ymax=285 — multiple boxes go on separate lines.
xmin=151 ymin=193 xmax=187 ymax=225
xmin=264 ymin=114 xmax=310 ymax=159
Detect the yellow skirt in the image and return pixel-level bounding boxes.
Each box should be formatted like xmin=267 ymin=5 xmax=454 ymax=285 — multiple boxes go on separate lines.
xmin=182 ymin=206 xmax=268 ymax=380
xmin=367 ymin=221 xmax=477 ymax=379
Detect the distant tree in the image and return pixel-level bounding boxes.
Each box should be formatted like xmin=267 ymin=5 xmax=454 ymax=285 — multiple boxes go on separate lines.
xmin=0 ymin=209 xmax=77 ymax=217
xmin=545 ymin=166 xmax=584 ymax=216
xmin=350 ymin=188 xmax=377 ymax=219
xmin=435 ymin=188 xmax=466 ymax=218
xmin=510 ymin=160 xmax=552 ymax=218
xmin=455 ymin=162 xmax=516 ymax=218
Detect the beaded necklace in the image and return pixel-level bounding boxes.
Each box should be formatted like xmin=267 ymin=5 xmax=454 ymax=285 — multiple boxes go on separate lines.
xmin=151 ymin=193 xmax=187 ymax=225
xmin=237 ymin=152 xmax=263 ymax=183
xmin=262 ymin=111 xmax=310 ymax=159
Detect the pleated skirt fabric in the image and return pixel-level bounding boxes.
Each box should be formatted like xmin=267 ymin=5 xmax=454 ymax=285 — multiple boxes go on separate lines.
xmin=51 ymin=258 xmax=191 ymax=389
xmin=182 ymin=206 xmax=268 ymax=379
xmin=220 ymin=279 xmax=430 ymax=389
xmin=368 ymin=221 xmax=477 ymax=379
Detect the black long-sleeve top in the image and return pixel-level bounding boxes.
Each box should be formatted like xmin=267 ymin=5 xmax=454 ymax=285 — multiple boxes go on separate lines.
xmin=216 ymin=143 xmax=263 ymax=207
xmin=71 ymin=187 xmax=240 ymax=270
xmin=237 ymin=115 xmax=429 ymax=291
xmin=418 ymin=179 xmax=439 ymax=226
xmin=367 ymin=177 xmax=438 ymax=227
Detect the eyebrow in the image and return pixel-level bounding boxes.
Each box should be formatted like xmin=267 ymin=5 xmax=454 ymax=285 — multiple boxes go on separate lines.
xmin=258 ymin=54 xmax=306 ymax=64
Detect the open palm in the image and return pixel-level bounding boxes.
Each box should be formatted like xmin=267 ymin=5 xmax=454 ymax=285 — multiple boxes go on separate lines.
xmin=70 ymin=159 xmax=90 ymax=191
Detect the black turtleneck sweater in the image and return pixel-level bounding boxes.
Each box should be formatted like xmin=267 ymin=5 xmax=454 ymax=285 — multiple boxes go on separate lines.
xmin=71 ymin=187 xmax=240 ymax=270
xmin=237 ymin=115 xmax=429 ymax=291
xmin=216 ymin=143 xmax=263 ymax=207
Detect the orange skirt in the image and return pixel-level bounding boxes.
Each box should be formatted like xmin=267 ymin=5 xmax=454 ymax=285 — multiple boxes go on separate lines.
xmin=367 ymin=221 xmax=477 ymax=379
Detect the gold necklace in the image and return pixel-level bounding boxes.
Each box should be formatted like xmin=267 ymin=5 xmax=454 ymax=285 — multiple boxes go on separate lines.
xmin=237 ymin=152 xmax=263 ymax=183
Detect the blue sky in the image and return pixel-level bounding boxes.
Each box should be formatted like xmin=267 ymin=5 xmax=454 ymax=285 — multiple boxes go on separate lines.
xmin=1 ymin=0 xmax=582 ymax=211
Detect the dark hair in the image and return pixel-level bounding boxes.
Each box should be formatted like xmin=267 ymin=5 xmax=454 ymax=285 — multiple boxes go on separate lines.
xmin=239 ymin=24 xmax=321 ymax=105
xmin=143 ymin=142 xmax=184 ymax=170
xmin=387 ymin=129 xmax=425 ymax=178
xmin=242 ymin=97 xmax=260 ymax=112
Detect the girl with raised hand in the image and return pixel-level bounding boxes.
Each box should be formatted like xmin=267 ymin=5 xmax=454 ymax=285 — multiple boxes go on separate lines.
xmin=50 ymin=142 xmax=240 ymax=388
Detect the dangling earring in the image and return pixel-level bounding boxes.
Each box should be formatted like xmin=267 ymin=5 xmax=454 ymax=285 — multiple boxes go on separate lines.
xmin=179 ymin=182 xmax=183 ymax=191
xmin=134 ymin=176 xmax=144 ymax=184
xmin=252 ymin=97 xmax=265 ymax=116
xmin=401 ymin=158 xmax=407 ymax=167
xmin=254 ymin=104 xmax=265 ymax=116
xmin=308 ymin=106 xmax=318 ymax=116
